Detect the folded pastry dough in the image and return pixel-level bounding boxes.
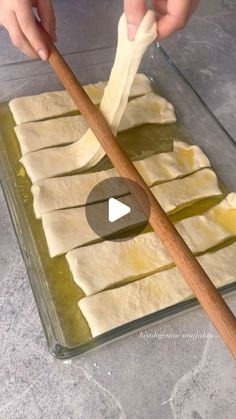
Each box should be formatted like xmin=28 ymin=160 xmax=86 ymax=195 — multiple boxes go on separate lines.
xmin=9 ymin=73 xmax=152 ymax=124
xmin=78 ymin=242 xmax=236 ymax=336
xmin=32 ymin=141 xmax=210 ymax=218
xmin=42 ymin=169 xmax=221 ymax=257
xmin=15 ymin=92 xmax=176 ymax=155
xmin=20 ymin=11 xmax=157 ymax=181
xmin=67 ymin=193 xmax=236 ymax=295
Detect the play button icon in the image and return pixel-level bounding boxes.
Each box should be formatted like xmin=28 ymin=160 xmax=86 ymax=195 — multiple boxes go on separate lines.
xmin=108 ymin=198 xmax=131 ymax=222
xmin=85 ymin=176 xmax=150 ymax=242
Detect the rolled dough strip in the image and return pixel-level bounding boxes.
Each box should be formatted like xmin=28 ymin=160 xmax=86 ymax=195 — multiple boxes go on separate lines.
xmin=78 ymin=242 xmax=236 ymax=336
xmin=119 ymin=91 xmax=176 ymax=129
xmin=32 ymin=141 xmax=210 ymax=218
xmin=9 ymin=73 xmax=152 ymax=124
xmin=16 ymin=114 xmax=89 ymax=155
xmin=42 ymin=169 xmax=222 ymax=257
xmin=21 ymin=11 xmax=157 ymax=181
xmin=15 ymin=92 xmax=176 ymax=155
xmin=67 ymin=193 xmax=236 ymax=295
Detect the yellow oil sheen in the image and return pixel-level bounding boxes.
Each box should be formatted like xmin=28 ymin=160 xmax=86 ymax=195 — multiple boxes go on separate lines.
xmin=0 ymin=102 xmax=229 ymax=346
xmin=211 ymin=207 xmax=236 ymax=234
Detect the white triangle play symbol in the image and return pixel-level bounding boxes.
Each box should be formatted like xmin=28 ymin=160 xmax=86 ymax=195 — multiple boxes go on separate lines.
xmin=108 ymin=198 xmax=131 ymax=223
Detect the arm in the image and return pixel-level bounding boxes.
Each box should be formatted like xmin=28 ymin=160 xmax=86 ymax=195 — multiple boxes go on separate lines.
xmin=0 ymin=0 xmax=56 ymax=60
xmin=124 ymin=0 xmax=199 ymax=41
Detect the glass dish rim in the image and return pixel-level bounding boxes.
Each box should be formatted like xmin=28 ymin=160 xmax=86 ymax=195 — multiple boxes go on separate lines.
xmin=0 ymin=44 xmax=236 ymax=359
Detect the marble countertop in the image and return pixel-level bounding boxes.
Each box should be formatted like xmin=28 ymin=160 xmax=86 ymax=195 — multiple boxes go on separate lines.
xmin=0 ymin=1 xmax=236 ymax=418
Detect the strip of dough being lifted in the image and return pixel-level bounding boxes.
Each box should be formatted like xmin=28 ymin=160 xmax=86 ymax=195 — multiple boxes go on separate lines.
xmin=9 ymin=73 xmax=151 ymax=124
xmin=78 ymin=242 xmax=236 ymax=336
xmin=42 ymin=169 xmax=222 ymax=257
xmin=20 ymin=11 xmax=157 ymax=181
xmin=15 ymin=91 xmax=176 ymax=155
xmin=32 ymin=141 xmax=210 ymax=218
xmin=67 ymin=193 xmax=236 ymax=295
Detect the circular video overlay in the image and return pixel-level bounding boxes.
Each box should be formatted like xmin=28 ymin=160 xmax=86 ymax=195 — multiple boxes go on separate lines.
xmin=85 ymin=177 xmax=150 ymax=242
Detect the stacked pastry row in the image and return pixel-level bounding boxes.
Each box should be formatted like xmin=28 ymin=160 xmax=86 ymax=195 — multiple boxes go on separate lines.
xmin=10 ymin=74 xmax=236 ymax=338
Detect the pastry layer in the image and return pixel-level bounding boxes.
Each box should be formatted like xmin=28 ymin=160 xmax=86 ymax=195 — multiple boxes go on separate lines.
xmin=15 ymin=92 xmax=176 ymax=155
xmin=20 ymin=12 xmax=158 ymax=179
xmin=67 ymin=194 xmax=236 ymax=295
xmin=9 ymin=73 xmax=152 ymax=124
xmin=32 ymin=141 xmax=210 ymax=218
xmin=79 ymin=242 xmax=236 ymax=336
xmin=42 ymin=169 xmax=221 ymax=257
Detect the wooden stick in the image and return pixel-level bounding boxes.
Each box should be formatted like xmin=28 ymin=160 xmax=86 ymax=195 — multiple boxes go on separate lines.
xmin=47 ymin=42 xmax=236 ymax=357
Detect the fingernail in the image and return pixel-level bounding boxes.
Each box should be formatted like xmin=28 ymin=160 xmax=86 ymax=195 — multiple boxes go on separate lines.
xmin=127 ymin=24 xmax=137 ymax=41
xmin=38 ymin=48 xmax=48 ymax=61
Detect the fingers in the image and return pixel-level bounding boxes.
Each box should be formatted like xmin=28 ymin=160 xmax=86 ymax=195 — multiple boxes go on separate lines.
xmin=155 ymin=0 xmax=200 ymax=41
xmin=14 ymin=0 xmax=49 ymax=60
xmin=124 ymin=0 xmax=147 ymax=40
xmin=0 ymin=0 xmax=56 ymax=60
xmin=152 ymin=0 xmax=167 ymax=16
xmin=37 ymin=0 xmax=56 ymax=42
xmin=6 ymin=11 xmax=38 ymax=58
xmin=156 ymin=14 xmax=181 ymax=41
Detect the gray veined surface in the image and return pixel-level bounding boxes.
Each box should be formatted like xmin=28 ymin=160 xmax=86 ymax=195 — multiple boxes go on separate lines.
xmin=170 ymin=304 xmax=236 ymax=418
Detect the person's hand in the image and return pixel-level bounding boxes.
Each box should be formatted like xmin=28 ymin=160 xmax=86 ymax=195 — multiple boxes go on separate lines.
xmin=0 ymin=0 xmax=56 ymax=60
xmin=124 ymin=0 xmax=199 ymax=41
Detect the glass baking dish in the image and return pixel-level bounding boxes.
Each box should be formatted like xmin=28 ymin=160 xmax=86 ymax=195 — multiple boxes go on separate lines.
xmin=0 ymin=44 xmax=236 ymax=358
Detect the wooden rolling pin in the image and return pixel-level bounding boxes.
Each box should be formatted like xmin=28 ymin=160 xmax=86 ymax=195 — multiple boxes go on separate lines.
xmin=45 ymin=40 xmax=236 ymax=357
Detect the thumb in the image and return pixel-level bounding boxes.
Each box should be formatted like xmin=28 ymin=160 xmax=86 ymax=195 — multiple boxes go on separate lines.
xmin=124 ymin=0 xmax=146 ymax=41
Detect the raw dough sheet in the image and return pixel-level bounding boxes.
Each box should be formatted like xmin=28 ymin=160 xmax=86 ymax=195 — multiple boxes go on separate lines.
xmin=67 ymin=193 xmax=236 ymax=295
xmin=42 ymin=168 xmax=222 ymax=257
xmin=15 ymin=91 xmax=176 ymax=155
xmin=9 ymin=73 xmax=152 ymax=124
xmin=79 ymin=242 xmax=236 ymax=336
xmin=32 ymin=141 xmax=210 ymax=218
xmin=20 ymin=11 xmax=157 ymax=179
xmin=7 ymin=8 xmax=236 ymax=347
